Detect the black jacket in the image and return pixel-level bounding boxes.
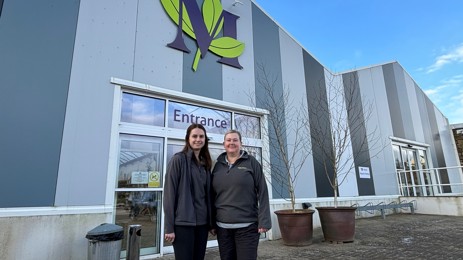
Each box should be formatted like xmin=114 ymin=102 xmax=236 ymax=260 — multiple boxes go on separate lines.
xmin=163 ymin=149 xmax=213 ymax=234
xmin=212 ymin=151 xmax=271 ymax=229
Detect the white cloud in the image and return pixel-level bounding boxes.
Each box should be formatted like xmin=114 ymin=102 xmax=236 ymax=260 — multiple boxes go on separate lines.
xmin=424 ymin=74 xmax=463 ymax=96
xmin=447 ymin=90 xmax=463 ymax=124
xmin=426 ymin=44 xmax=463 ymax=73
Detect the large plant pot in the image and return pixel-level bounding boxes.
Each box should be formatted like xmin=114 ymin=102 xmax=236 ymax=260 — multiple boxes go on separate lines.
xmin=274 ymin=209 xmax=315 ymax=246
xmin=316 ymin=206 xmax=357 ymax=243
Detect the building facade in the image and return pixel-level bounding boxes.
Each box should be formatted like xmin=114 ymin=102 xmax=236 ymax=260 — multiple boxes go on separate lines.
xmin=1 ymin=0 xmax=462 ymax=259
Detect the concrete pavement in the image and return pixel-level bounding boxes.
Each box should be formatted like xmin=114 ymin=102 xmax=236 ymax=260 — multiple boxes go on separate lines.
xmin=157 ymin=214 xmax=463 ymax=259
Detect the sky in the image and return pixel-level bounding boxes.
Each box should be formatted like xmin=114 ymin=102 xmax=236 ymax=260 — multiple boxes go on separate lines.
xmin=253 ymin=0 xmax=463 ymax=124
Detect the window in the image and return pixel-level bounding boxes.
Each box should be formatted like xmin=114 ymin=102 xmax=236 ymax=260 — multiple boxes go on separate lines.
xmin=121 ymin=93 xmax=165 ymax=126
xmin=117 ymin=135 xmax=164 ymax=188
xmin=235 ymin=113 xmax=261 ymax=139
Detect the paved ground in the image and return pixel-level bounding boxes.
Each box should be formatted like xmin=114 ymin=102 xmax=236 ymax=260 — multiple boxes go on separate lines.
xmin=157 ymin=214 xmax=463 ymax=259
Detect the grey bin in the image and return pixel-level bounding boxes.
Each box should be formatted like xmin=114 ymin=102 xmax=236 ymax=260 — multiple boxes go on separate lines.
xmin=86 ymin=223 xmax=124 ymax=260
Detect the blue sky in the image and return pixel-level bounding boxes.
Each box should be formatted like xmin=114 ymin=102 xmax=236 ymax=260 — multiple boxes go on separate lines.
xmin=253 ymin=0 xmax=463 ymax=124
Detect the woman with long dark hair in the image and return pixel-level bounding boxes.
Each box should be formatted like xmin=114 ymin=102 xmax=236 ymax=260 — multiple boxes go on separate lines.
xmin=163 ymin=123 xmax=213 ymax=260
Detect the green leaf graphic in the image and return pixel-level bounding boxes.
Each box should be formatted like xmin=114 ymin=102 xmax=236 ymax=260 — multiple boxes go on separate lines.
xmin=160 ymin=0 xmax=196 ymax=39
xmin=193 ymin=49 xmax=202 ymax=71
xmin=202 ymin=0 xmax=224 ymax=37
xmin=209 ymin=37 xmax=245 ymax=58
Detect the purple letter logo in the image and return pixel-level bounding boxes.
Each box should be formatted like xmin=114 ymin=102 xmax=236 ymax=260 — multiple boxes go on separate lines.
xmin=160 ymin=0 xmax=245 ymax=71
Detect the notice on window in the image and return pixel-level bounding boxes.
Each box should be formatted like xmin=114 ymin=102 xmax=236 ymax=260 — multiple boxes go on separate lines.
xmin=148 ymin=171 xmax=161 ymax=187
xmin=359 ymin=167 xmax=371 ymax=179
xmin=131 ymin=172 xmax=149 ymax=184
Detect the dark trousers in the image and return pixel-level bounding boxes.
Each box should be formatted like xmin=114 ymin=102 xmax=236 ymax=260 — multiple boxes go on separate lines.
xmin=173 ymin=225 xmax=209 ymax=260
xmin=216 ymin=223 xmax=260 ymax=260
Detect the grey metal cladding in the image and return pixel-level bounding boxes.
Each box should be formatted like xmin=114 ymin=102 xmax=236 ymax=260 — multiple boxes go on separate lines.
xmin=0 ymin=0 xmax=80 ymax=207
xmin=342 ymin=72 xmax=375 ymax=196
xmin=393 ymin=64 xmax=415 ymax=140
xmin=424 ymin=95 xmax=451 ymax=191
xmin=383 ymin=63 xmax=406 ymax=139
xmin=182 ymin=33 xmax=223 ymax=100
xmin=424 ymin=96 xmax=445 ymax=166
xmin=416 ymin=87 xmax=438 ymax=165
xmin=251 ymin=3 xmax=288 ymax=199
xmin=182 ymin=0 xmax=223 ymax=99
xmin=303 ymin=52 xmax=334 ymax=197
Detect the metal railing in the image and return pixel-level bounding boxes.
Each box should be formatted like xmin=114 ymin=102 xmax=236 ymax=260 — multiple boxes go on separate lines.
xmin=396 ymin=166 xmax=463 ymax=196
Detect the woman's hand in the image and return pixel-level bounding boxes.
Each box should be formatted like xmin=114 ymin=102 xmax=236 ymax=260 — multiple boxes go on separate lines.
xmin=258 ymin=228 xmax=268 ymax=233
xmin=165 ymin=232 xmax=175 ymax=243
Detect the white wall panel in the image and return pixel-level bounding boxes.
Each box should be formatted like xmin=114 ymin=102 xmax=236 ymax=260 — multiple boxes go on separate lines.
xmin=403 ymin=71 xmax=425 ymax=143
xmin=56 ymin=0 xmax=138 ymax=206
xmin=221 ymin=0 xmax=256 ymax=106
xmin=326 ymin=71 xmax=359 ymax=197
xmin=279 ymin=31 xmax=316 ymax=198
xmin=133 ymin=0 xmax=183 ymax=91
xmin=358 ymin=67 xmax=398 ymax=195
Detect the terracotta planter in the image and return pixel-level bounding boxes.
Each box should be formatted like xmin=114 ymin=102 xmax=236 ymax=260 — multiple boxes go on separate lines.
xmin=316 ymin=206 xmax=357 ymax=243
xmin=274 ymin=209 xmax=315 ymax=246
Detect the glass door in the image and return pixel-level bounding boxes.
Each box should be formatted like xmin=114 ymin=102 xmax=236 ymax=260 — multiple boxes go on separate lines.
xmin=402 ymin=148 xmax=422 ymax=196
xmin=393 ymin=144 xmax=432 ymax=196
xmin=115 ymin=134 xmax=164 ymax=256
xmin=418 ymin=150 xmax=434 ymax=196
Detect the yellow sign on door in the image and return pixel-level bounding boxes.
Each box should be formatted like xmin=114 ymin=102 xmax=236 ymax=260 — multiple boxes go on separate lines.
xmin=148 ymin=171 xmax=160 ymax=187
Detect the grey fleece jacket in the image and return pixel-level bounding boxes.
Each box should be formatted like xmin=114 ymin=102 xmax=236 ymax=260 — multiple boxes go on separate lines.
xmin=212 ymin=151 xmax=272 ymax=230
xmin=163 ymin=149 xmax=213 ymax=234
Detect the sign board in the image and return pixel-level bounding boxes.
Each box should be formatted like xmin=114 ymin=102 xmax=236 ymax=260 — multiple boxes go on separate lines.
xmin=131 ymin=171 xmax=149 ymax=184
xmin=148 ymin=171 xmax=161 ymax=188
xmin=359 ymin=167 xmax=371 ymax=179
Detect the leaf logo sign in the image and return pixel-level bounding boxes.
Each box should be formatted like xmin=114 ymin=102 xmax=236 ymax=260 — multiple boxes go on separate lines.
xmin=161 ymin=0 xmax=245 ymax=71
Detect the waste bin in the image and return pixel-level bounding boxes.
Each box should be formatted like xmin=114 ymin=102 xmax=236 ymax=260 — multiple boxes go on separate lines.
xmin=86 ymin=223 xmax=124 ymax=260
xmin=126 ymin=225 xmax=142 ymax=260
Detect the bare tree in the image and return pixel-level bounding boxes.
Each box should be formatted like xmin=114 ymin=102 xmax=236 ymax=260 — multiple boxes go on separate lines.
xmin=250 ymin=63 xmax=312 ymax=212
xmin=308 ymin=71 xmax=384 ymax=207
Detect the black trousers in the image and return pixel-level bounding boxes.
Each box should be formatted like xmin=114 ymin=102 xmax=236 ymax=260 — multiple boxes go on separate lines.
xmin=173 ymin=225 xmax=209 ymax=260
xmin=216 ymin=223 xmax=260 ymax=260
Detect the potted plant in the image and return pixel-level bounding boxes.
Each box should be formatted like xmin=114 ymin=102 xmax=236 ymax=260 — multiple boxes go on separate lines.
xmin=251 ymin=63 xmax=315 ymax=246
xmin=308 ymin=72 xmax=383 ymax=243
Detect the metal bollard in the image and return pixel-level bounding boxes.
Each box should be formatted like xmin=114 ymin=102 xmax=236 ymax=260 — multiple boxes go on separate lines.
xmin=127 ymin=224 xmax=142 ymax=260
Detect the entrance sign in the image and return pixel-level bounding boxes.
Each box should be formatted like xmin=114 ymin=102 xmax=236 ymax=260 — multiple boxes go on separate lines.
xmin=168 ymin=101 xmax=231 ymax=134
xmin=160 ymin=0 xmax=245 ymax=71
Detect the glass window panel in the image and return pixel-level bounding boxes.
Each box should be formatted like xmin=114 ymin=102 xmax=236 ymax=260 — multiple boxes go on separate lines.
xmin=115 ymin=191 xmax=162 ymax=254
xmin=418 ymin=150 xmax=428 ymax=169
xmin=392 ymin=145 xmax=403 ymax=169
xmin=235 ymin=114 xmax=261 ymax=139
xmin=168 ymin=101 xmax=231 ymax=134
xmin=401 ymin=149 xmax=408 ymax=170
xmin=121 ymin=93 xmax=165 ymax=126
xmin=243 ymin=146 xmax=262 ymax=163
xmin=118 ymin=135 xmax=164 ymax=188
